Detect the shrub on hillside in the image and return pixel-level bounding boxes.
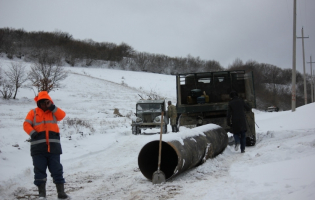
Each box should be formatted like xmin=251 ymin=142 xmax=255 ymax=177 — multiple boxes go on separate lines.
xmin=61 ymin=117 xmax=95 ymax=137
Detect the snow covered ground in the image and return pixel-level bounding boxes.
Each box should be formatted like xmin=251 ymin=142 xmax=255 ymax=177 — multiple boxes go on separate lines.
xmin=1 ymin=57 xmax=315 ymax=200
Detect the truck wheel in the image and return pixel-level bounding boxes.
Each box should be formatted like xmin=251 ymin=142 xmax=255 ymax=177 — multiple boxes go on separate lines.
xmin=246 ymin=135 xmax=256 ymax=146
xmin=132 ymin=126 xmax=141 ymax=135
xmin=132 ymin=126 xmax=137 ymax=135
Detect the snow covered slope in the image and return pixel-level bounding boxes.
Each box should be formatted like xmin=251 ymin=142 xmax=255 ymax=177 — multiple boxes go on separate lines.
xmin=1 ymin=58 xmax=315 ymax=200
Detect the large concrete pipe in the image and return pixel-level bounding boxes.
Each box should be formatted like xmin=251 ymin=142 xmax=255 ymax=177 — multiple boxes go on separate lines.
xmin=138 ymin=124 xmax=228 ymax=181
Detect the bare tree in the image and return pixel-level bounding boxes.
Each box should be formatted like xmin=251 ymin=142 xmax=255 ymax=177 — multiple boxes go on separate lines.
xmin=4 ymin=62 xmax=28 ymax=99
xmin=132 ymin=52 xmax=151 ymax=71
xmin=28 ymin=58 xmax=68 ymax=93
xmin=204 ymin=60 xmax=223 ymax=72
xmin=186 ymin=55 xmax=204 ymax=73
xmin=0 ymin=80 xmax=14 ymax=99
xmin=228 ymin=58 xmax=243 ymax=69
xmin=118 ymin=57 xmax=133 ymax=70
xmin=0 ymin=65 xmax=14 ymax=99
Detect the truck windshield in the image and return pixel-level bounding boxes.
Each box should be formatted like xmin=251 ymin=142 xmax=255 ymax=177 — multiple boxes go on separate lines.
xmin=137 ymin=103 xmax=162 ymax=112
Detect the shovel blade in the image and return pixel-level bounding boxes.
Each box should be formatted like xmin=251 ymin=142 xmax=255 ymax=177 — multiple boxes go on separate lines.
xmin=152 ymin=170 xmax=166 ymax=184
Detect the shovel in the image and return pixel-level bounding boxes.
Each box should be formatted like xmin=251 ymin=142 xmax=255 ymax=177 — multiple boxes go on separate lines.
xmin=152 ymin=111 xmax=166 ymax=184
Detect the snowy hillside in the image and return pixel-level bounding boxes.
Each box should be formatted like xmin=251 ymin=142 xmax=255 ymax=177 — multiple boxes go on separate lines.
xmin=1 ymin=58 xmax=315 ymax=200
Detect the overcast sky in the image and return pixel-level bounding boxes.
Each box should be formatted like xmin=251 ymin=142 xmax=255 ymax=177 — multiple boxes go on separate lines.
xmin=0 ymin=0 xmax=314 ymax=73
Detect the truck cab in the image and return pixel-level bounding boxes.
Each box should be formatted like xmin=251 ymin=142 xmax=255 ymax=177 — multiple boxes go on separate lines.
xmin=131 ymin=99 xmax=168 ymax=135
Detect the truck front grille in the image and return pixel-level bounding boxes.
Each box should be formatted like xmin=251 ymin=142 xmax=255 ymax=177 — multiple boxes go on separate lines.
xmin=142 ymin=114 xmax=153 ymax=123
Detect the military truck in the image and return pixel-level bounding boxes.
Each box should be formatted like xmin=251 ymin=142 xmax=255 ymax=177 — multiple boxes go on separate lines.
xmin=176 ymin=70 xmax=257 ymax=146
xmin=131 ymin=99 xmax=168 ymax=135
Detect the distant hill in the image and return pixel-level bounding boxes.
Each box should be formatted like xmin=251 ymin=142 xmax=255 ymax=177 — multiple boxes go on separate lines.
xmin=0 ymin=28 xmax=312 ymax=110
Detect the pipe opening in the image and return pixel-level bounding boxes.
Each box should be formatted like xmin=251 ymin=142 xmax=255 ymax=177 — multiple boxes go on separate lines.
xmin=138 ymin=140 xmax=178 ymax=180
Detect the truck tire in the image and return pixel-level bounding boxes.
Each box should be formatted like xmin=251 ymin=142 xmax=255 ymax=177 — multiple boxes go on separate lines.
xmin=132 ymin=126 xmax=136 ymax=135
xmin=246 ymin=135 xmax=256 ymax=146
xmin=132 ymin=126 xmax=141 ymax=135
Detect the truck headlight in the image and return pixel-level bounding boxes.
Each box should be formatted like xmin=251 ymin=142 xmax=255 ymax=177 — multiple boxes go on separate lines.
xmin=136 ymin=117 xmax=143 ymax=123
xmin=154 ymin=116 xmax=161 ymax=123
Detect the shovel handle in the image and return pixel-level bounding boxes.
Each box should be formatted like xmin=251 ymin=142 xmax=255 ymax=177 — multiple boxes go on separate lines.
xmin=158 ymin=111 xmax=164 ymax=170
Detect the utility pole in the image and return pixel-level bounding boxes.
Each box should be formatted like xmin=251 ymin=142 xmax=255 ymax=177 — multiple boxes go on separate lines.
xmin=307 ymin=56 xmax=315 ymax=102
xmin=297 ymin=27 xmax=309 ymax=104
xmin=292 ymin=0 xmax=297 ymax=111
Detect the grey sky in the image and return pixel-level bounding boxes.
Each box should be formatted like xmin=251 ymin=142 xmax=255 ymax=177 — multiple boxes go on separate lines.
xmin=0 ymin=0 xmax=314 ymax=73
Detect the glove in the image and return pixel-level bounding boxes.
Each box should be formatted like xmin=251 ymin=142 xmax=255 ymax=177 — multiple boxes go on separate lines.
xmin=31 ymin=131 xmax=39 ymax=139
xmin=48 ymin=104 xmax=56 ymax=111
xmin=45 ymin=100 xmax=55 ymax=111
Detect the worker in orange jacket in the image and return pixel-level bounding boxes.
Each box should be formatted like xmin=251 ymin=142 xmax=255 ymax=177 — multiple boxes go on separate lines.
xmin=23 ymin=91 xmax=68 ymax=199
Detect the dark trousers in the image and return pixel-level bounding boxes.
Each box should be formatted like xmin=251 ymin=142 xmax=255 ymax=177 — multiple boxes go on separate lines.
xmin=172 ymin=125 xmax=178 ymax=132
xmin=32 ymin=152 xmax=65 ymax=186
xmin=233 ymin=131 xmax=246 ymax=151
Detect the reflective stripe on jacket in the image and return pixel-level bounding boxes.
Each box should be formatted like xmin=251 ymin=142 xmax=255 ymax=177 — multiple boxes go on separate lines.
xmin=23 ymin=107 xmax=65 ymax=156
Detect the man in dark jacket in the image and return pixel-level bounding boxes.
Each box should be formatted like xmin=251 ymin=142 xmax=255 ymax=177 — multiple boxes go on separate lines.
xmin=226 ymin=91 xmax=251 ymax=153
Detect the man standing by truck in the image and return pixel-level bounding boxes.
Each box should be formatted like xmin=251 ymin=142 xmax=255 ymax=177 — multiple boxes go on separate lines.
xmin=227 ymin=91 xmax=251 ymax=153
xmin=167 ymin=101 xmax=178 ymax=132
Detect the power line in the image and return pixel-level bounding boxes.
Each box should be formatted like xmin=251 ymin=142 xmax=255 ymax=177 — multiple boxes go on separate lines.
xmin=297 ymin=27 xmax=309 ymax=104
xmin=307 ymin=56 xmax=315 ymax=103
xmin=292 ymin=0 xmax=297 ymax=112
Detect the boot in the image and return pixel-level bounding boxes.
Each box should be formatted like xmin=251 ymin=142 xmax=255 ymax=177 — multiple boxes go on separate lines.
xmin=56 ymin=183 xmax=68 ymax=199
xmin=171 ymin=125 xmax=175 ymax=132
xmin=234 ymin=143 xmax=240 ymax=151
xmin=38 ymin=183 xmax=46 ymax=198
